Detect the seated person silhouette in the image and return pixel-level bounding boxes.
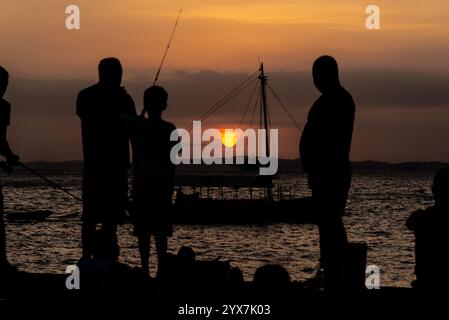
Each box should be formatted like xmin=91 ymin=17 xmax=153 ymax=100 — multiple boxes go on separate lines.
xmin=253 ymin=264 xmax=291 ymax=289
xmin=122 ymin=86 xmax=177 ymax=279
xmin=0 ymin=66 xmax=20 ymax=275
xmin=299 ymin=55 xmax=356 ymax=289
xmin=407 ymin=168 xmax=449 ymax=289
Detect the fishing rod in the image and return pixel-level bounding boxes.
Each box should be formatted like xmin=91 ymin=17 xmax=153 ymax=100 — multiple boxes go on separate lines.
xmin=141 ymin=9 xmax=182 ymax=117
xmin=17 ymin=162 xmax=83 ymax=203
xmin=153 ymin=8 xmax=182 ymax=86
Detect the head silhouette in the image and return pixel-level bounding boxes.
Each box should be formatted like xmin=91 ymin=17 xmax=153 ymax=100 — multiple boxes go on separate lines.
xmin=312 ymin=55 xmax=340 ymax=93
xmin=144 ymin=85 xmax=168 ymax=118
xmin=253 ymin=264 xmax=291 ymax=289
xmin=98 ymin=57 xmax=122 ymax=88
xmin=0 ymin=66 xmax=9 ymax=98
xmin=432 ymin=168 xmax=449 ymax=208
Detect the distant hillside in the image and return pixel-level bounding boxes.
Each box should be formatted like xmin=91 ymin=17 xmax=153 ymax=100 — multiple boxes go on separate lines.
xmin=14 ymin=159 xmax=449 ymax=175
xmin=277 ymin=159 xmax=449 ymax=173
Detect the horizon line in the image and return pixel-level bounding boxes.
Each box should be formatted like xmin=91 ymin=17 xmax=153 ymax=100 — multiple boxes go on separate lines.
xmin=22 ymin=159 xmax=449 ymax=165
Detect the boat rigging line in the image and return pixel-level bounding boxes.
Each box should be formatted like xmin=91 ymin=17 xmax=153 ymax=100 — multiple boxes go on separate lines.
xmin=267 ymin=83 xmax=302 ymax=131
xmin=239 ymin=79 xmax=260 ymax=127
xmin=186 ymin=69 xmax=260 ymax=132
xmin=250 ymin=83 xmax=261 ymax=129
xmin=186 ymin=64 xmax=302 ymax=135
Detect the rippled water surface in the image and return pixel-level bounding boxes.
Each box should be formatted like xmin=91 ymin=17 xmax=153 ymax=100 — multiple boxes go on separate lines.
xmin=2 ymin=172 xmax=434 ymax=287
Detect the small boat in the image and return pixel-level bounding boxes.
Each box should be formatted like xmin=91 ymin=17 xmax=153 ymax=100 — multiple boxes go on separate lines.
xmin=168 ymin=64 xmax=313 ymax=225
xmin=173 ymin=192 xmax=315 ymax=225
xmin=172 ymin=172 xmax=315 ymax=225
xmin=4 ymin=210 xmax=53 ymax=222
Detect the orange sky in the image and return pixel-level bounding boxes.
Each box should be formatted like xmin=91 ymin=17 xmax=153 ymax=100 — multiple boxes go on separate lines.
xmin=2 ymin=0 xmax=449 ymax=76
xmin=1 ymin=0 xmax=449 ymax=162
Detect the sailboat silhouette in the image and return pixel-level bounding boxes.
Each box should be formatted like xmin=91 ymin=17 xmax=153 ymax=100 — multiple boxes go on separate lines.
xmin=169 ymin=63 xmax=314 ymax=225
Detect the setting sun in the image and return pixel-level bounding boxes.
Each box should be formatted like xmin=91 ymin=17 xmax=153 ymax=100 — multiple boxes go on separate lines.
xmin=222 ymin=130 xmax=237 ymax=148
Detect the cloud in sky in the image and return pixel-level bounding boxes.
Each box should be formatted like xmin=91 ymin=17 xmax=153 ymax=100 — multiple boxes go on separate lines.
xmin=5 ymin=68 xmax=449 ymax=162
xmin=2 ymin=0 xmax=449 ymax=75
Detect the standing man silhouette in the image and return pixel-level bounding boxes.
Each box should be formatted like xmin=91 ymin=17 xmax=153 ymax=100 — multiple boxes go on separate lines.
xmin=76 ymin=58 xmax=136 ymax=263
xmin=0 ymin=66 xmax=20 ymax=274
xmin=300 ymin=56 xmax=356 ymax=288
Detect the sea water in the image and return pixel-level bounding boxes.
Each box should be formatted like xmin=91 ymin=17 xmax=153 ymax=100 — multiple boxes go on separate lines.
xmin=2 ymin=171 xmax=434 ymax=288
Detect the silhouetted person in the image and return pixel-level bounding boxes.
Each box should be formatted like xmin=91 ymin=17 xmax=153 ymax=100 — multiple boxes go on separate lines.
xmin=0 ymin=66 xmax=20 ymax=274
xmin=122 ymin=86 xmax=176 ymax=278
xmin=76 ymin=58 xmax=136 ymax=263
xmin=227 ymin=267 xmax=244 ymax=287
xmin=253 ymin=264 xmax=291 ymax=289
xmin=299 ymin=56 xmax=355 ymax=288
xmin=407 ymin=168 xmax=449 ymax=289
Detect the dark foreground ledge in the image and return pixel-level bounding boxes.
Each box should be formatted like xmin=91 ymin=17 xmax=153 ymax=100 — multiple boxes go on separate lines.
xmin=1 ymin=271 xmax=440 ymax=315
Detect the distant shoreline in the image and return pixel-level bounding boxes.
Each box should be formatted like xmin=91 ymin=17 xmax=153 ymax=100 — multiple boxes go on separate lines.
xmin=13 ymin=159 xmax=449 ymax=175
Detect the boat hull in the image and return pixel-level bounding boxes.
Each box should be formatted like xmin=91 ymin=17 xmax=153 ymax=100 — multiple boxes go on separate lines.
xmin=172 ymin=196 xmax=316 ymax=225
xmin=4 ymin=210 xmax=52 ymax=222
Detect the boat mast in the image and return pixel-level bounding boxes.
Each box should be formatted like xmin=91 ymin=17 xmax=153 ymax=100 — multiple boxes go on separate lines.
xmin=259 ymin=63 xmax=273 ymax=201
xmin=259 ymin=63 xmax=269 ymax=157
